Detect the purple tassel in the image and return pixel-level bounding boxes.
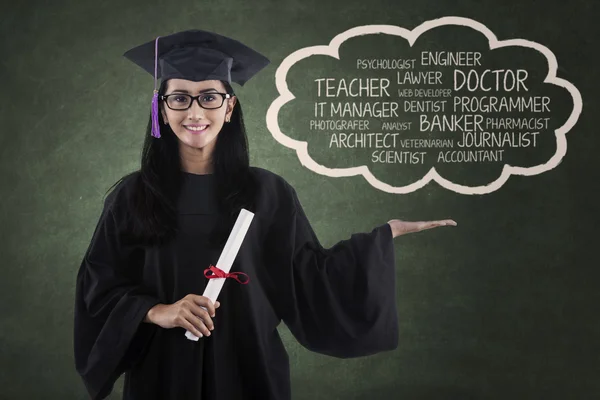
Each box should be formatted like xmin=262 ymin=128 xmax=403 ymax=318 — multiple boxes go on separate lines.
xmin=151 ymin=90 xmax=161 ymax=138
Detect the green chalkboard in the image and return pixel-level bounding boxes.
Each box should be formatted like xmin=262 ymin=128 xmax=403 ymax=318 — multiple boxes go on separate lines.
xmin=1 ymin=0 xmax=597 ymax=399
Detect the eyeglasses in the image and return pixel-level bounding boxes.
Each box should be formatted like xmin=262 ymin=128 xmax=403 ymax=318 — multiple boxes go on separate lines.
xmin=160 ymin=92 xmax=232 ymax=110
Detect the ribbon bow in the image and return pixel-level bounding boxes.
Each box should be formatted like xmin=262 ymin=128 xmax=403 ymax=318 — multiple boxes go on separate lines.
xmin=204 ymin=264 xmax=250 ymax=285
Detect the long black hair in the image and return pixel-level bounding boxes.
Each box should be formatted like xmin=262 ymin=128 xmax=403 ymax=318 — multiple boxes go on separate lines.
xmin=107 ymin=79 xmax=257 ymax=247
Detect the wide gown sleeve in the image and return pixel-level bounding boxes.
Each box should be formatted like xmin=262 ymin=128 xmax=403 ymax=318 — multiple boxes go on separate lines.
xmin=266 ymin=185 xmax=399 ymax=358
xmin=74 ymin=193 xmax=161 ymax=400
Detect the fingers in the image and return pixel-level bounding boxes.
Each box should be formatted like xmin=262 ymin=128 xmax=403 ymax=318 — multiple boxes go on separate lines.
xmin=191 ymin=295 xmax=217 ymax=317
xmin=189 ymin=309 xmax=213 ymax=337
xmin=439 ymin=219 xmax=457 ymax=226
xmin=172 ymin=310 xmax=208 ymax=337
xmin=181 ymin=305 xmax=213 ymax=337
xmin=422 ymin=219 xmax=457 ymax=229
xmin=175 ymin=295 xmax=219 ymax=337
xmin=389 ymin=218 xmax=457 ymax=237
xmin=190 ymin=304 xmax=215 ymax=332
xmin=180 ymin=313 xmax=207 ymax=338
xmin=407 ymin=220 xmax=456 ymax=233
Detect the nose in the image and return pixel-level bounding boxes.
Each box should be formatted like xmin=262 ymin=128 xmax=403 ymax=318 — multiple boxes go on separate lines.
xmin=188 ymin=98 xmax=206 ymax=119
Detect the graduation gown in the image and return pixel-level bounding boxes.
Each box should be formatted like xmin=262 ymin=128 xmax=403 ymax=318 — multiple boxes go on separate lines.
xmin=74 ymin=167 xmax=398 ymax=400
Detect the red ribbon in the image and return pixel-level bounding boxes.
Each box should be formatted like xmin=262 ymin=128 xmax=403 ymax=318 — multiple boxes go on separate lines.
xmin=204 ymin=264 xmax=250 ymax=285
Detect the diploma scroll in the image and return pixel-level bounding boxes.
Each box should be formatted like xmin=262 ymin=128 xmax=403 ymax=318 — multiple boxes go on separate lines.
xmin=185 ymin=208 xmax=254 ymax=341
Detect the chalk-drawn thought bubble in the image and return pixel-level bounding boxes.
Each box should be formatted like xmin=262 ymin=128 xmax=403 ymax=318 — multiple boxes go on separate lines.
xmin=266 ymin=17 xmax=582 ymax=194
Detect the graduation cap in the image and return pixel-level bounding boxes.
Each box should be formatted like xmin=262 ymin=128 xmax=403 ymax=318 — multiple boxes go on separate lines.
xmin=123 ymin=30 xmax=270 ymax=138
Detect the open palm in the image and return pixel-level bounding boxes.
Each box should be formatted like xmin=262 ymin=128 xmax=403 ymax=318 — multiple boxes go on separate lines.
xmin=387 ymin=219 xmax=457 ymax=238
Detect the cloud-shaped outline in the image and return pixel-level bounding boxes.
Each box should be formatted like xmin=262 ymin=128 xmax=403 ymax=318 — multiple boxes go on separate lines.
xmin=266 ymin=16 xmax=583 ymax=195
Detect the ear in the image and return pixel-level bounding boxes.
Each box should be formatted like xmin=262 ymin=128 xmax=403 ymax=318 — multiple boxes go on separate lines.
xmin=160 ymin=103 xmax=169 ymax=125
xmin=226 ymin=96 xmax=237 ymax=119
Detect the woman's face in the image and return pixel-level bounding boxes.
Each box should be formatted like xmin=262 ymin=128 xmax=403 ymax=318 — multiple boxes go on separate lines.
xmin=160 ymin=79 xmax=236 ymax=153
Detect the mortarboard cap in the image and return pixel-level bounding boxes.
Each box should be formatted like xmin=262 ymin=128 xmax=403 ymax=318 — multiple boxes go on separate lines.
xmin=123 ymin=30 xmax=270 ymax=138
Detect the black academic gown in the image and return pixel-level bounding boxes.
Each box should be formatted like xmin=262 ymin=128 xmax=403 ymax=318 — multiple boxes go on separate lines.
xmin=74 ymin=167 xmax=398 ymax=400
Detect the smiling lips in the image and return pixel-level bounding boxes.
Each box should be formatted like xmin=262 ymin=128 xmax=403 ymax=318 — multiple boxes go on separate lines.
xmin=184 ymin=124 xmax=209 ymax=133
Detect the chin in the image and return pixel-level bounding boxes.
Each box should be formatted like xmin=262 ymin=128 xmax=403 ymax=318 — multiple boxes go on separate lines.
xmin=178 ymin=133 xmax=218 ymax=150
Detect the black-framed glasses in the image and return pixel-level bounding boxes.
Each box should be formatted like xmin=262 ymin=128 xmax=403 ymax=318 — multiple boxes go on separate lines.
xmin=160 ymin=92 xmax=232 ymax=110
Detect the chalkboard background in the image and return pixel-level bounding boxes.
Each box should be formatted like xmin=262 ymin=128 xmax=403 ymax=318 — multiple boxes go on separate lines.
xmin=1 ymin=0 xmax=598 ymax=399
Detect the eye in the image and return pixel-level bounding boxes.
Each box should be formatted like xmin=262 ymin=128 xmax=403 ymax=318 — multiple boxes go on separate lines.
xmin=174 ymin=95 xmax=189 ymax=103
xmin=201 ymin=94 xmax=217 ymax=102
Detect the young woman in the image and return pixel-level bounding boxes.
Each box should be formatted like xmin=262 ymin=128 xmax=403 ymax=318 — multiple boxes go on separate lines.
xmin=74 ymin=29 xmax=456 ymax=400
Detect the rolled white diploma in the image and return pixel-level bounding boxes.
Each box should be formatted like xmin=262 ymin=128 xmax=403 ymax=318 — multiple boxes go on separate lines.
xmin=185 ymin=208 xmax=254 ymax=341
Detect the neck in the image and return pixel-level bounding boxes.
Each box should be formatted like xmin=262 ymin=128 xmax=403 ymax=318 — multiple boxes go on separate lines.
xmin=179 ymin=142 xmax=215 ymax=175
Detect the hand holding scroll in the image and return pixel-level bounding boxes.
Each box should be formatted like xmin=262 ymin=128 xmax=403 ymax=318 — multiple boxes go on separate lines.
xmin=145 ymin=295 xmax=221 ymax=338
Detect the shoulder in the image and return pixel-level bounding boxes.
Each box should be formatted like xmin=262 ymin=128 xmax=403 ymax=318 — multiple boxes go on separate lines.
xmin=103 ymin=170 xmax=142 ymax=213
xmin=249 ymin=166 xmax=298 ymax=216
xmin=249 ymin=166 xmax=295 ymax=194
